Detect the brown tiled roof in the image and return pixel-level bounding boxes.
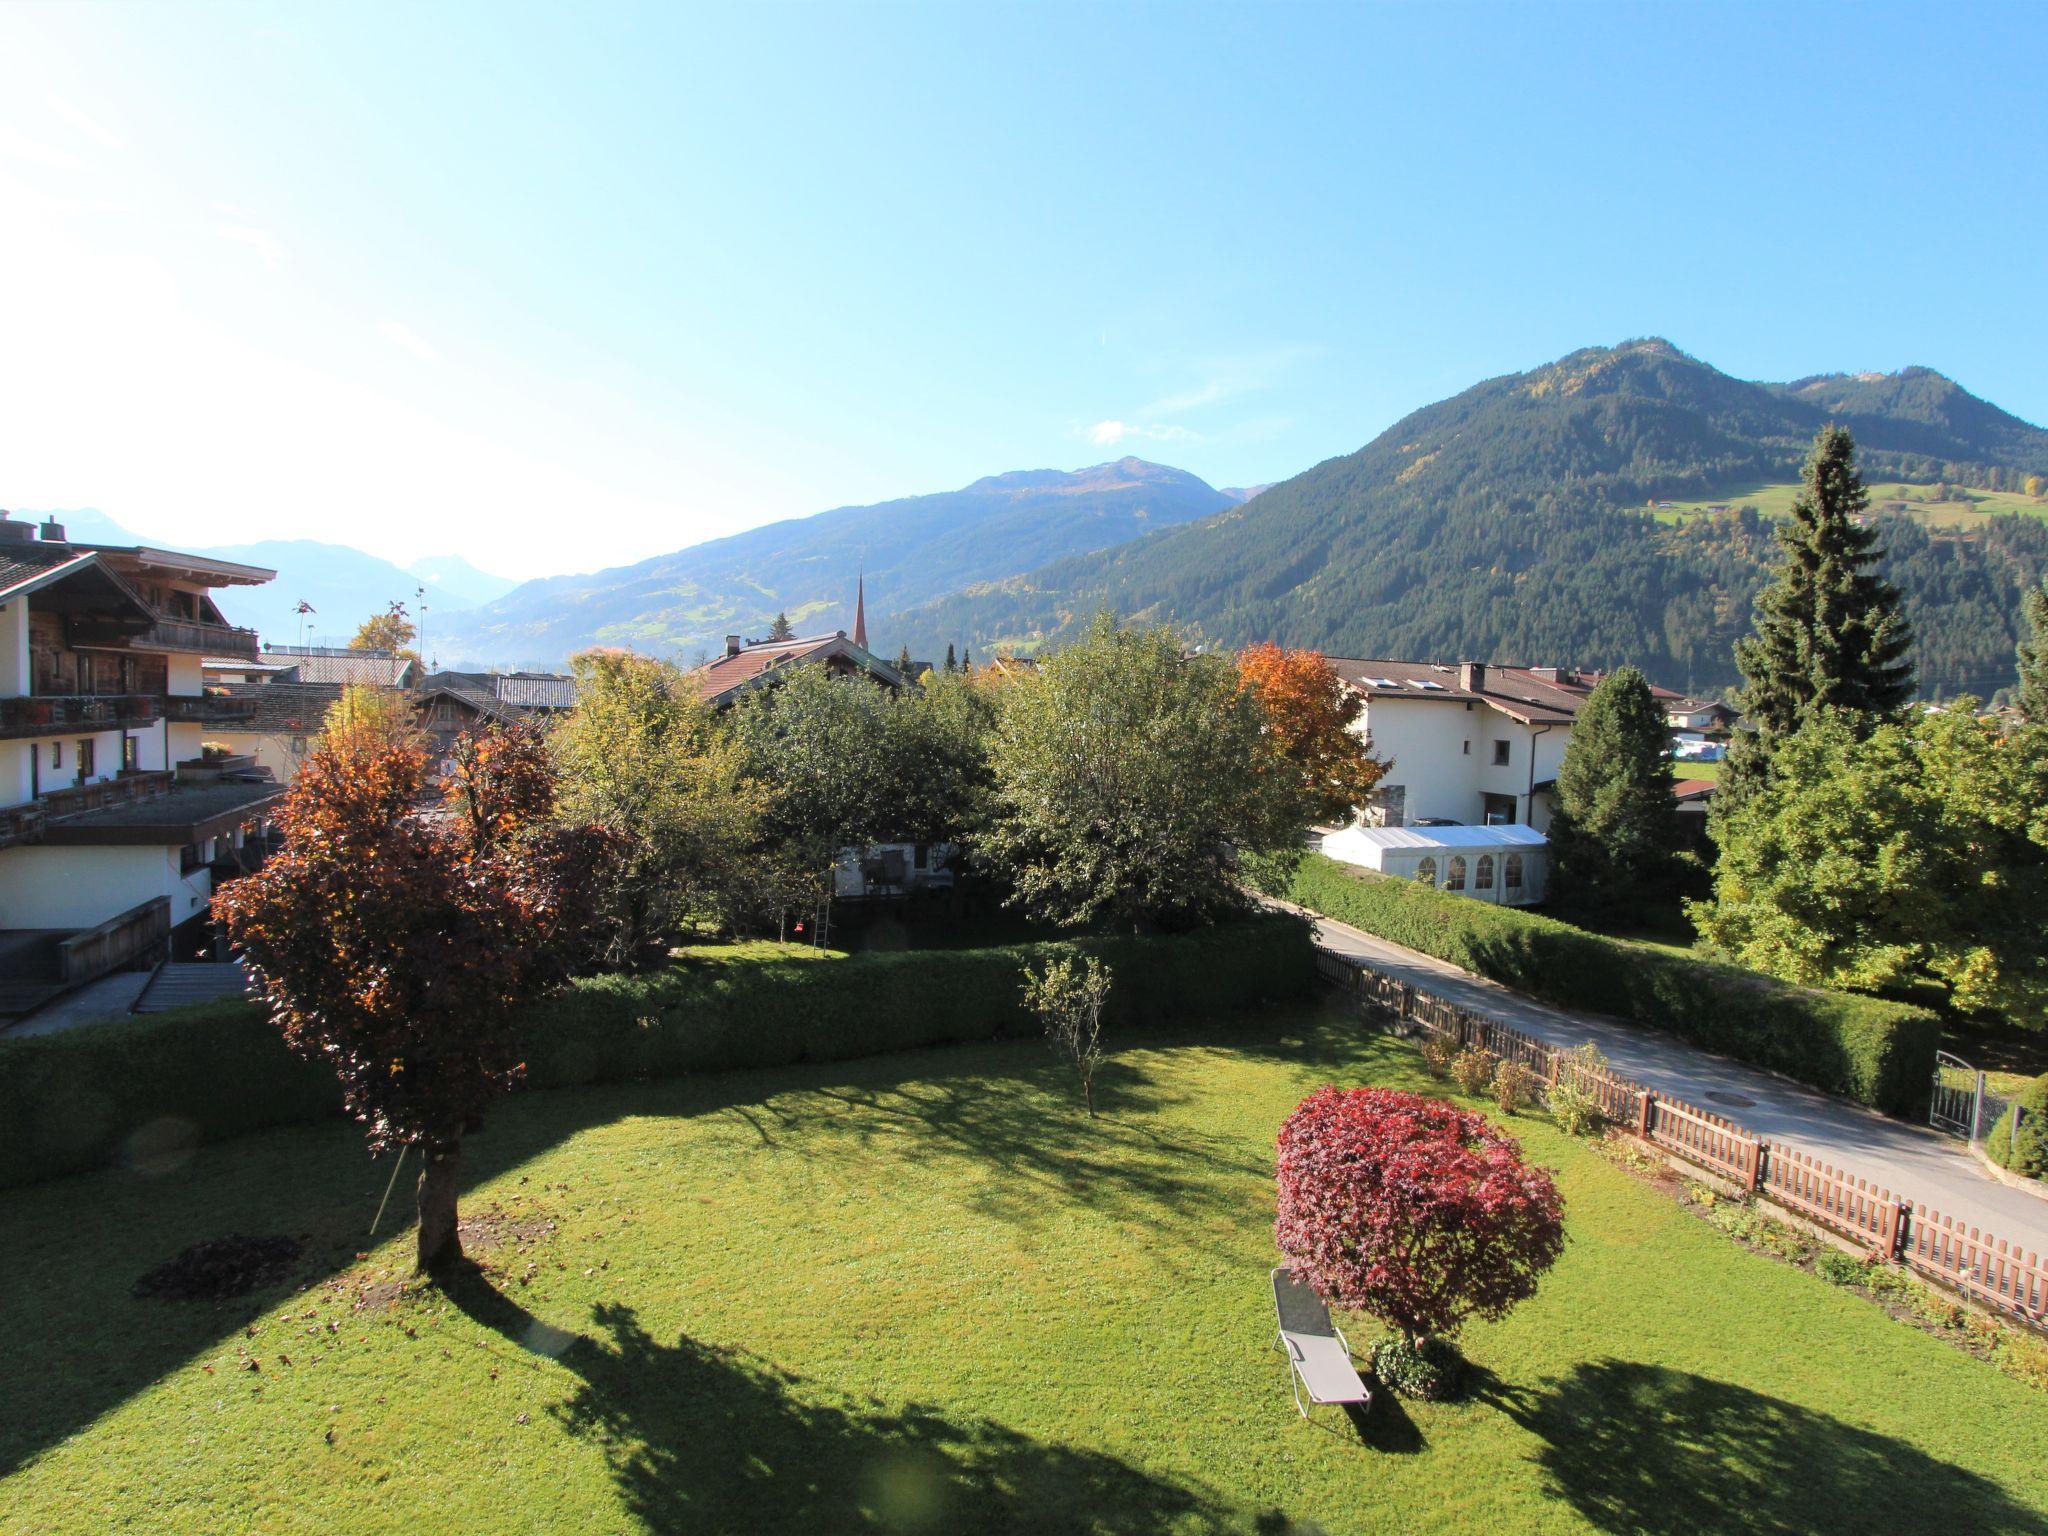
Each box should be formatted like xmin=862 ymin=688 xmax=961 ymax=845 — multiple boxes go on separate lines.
xmin=1671 ymin=778 xmax=1718 ymax=801
xmin=690 ymin=633 xmax=906 ymax=705
xmin=1326 ymin=659 xmax=1583 ymax=726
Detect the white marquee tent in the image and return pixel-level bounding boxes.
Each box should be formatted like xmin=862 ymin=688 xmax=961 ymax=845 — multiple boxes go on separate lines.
xmin=1318 ymin=823 xmax=1548 ymax=906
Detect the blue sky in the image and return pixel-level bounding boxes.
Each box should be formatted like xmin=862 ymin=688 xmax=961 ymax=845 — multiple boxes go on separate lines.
xmin=1 ymin=1 xmax=2042 ymax=578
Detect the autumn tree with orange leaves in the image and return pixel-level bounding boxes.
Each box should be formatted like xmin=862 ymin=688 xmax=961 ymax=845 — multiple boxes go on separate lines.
xmin=217 ymin=721 xmax=613 ymax=1273
xmin=1237 ymin=643 xmax=1387 ymax=823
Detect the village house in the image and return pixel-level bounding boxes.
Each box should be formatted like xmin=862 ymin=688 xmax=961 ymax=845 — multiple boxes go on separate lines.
xmin=415 ymin=670 xmax=577 ymax=764
xmin=204 ymin=644 xmax=421 ymax=785
xmin=0 ymin=512 xmax=282 ymax=1013
xmin=691 ymin=632 xmax=907 ymax=708
xmin=1329 ymin=660 xmax=1590 ymax=831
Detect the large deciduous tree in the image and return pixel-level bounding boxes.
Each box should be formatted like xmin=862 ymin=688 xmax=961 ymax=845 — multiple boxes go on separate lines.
xmin=552 ymin=650 xmax=768 ymax=958
xmin=349 ymin=601 xmax=420 ymax=662
xmin=217 ymin=723 xmax=611 ymax=1272
xmin=1235 ymin=642 xmax=1387 ymax=824
xmin=1546 ymin=666 xmax=1682 ymax=913
xmin=1692 ymin=705 xmax=2048 ymax=1027
xmin=1274 ymin=1086 xmax=1563 ymax=1346
xmin=982 ymin=614 xmax=1304 ymax=931
xmin=1724 ymin=424 xmax=1913 ymax=803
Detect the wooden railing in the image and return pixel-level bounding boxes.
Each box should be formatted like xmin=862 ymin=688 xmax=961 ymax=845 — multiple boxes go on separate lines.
xmin=0 ymin=694 xmax=161 ymax=738
xmin=54 ymin=896 xmax=170 ymax=984
xmin=159 ymin=694 xmax=262 ymax=724
xmin=35 ymin=770 xmax=176 ymax=822
xmin=1315 ymin=944 xmax=2048 ymax=1330
xmin=137 ymin=616 xmax=260 ymax=660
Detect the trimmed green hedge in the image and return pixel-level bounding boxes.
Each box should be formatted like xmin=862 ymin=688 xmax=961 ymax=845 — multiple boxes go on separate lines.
xmin=1984 ymin=1074 xmax=2047 ymax=1180
xmin=1263 ymin=854 xmax=1939 ymax=1116
xmin=0 ymin=916 xmax=1312 ymax=1190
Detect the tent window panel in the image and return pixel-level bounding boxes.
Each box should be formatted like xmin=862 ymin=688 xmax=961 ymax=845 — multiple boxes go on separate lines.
xmin=1446 ymin=856 xmax=1467 ymax=892
xmin=1505 ymin=853 xmax=1523 ymax=890
xmin=1414 ymin=856 xmax=1437 ymax=889
xmin=1475 ymin=854 xmax=1494 ymax=890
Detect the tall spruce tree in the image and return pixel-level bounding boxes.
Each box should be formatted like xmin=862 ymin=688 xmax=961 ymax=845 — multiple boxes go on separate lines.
xmin=944 ymin=643 xmax=958 ymax=674
xmin=2017 ymin=577 xmax=2048 ymax=725
xmin=893 ymin=643 xmax=915 ymax=678
xmin=766 ymin=612 xmax=796 ymax=642
xmin=1732 ymin=424 xmax=1915 ymax=738
xmin=1545 ymin=667 xmax=1681 ymax=913
xmin=1722 ymin=424 xmax=1914 ymax=809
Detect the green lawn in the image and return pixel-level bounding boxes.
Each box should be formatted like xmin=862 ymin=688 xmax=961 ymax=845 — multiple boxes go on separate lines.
xmin=1649 ymin=479 xmax=2048 ymax=526
xmin=5 ymin=1000 xmax=2047 ymax=1535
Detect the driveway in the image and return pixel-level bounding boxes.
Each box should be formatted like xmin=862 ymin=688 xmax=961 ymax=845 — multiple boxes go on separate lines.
xmin=1299 ymin=905 xmax=2048 ymax=1251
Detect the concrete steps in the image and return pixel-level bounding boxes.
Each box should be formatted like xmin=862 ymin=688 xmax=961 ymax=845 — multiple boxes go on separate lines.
xmin=135 ymin=959 xmax=251 ymax=1014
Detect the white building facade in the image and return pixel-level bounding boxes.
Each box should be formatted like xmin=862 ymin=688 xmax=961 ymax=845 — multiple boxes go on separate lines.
xmin=0 ymin=514 xmax=280 ymax=1009
xmin=1329 ymin=660 xmax=1586 ymax=831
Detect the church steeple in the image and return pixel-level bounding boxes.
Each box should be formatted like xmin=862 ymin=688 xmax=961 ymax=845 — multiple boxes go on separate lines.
xmin=852 ymin=572 xmax=868 ymax=650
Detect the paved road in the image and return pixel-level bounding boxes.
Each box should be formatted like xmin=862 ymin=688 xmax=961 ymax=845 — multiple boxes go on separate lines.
xmin=1296 ymin=903 xmax=2048 ymax=1250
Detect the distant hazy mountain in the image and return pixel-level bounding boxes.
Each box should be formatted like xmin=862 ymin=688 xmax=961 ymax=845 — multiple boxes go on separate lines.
xmin=13 ymin=508 xmax=515 ymax=648
xmin=407 ymin=554 xmax=520 ymax=609
xmin=1220 ymin=484 xmax=1276 ymax=504
xmin=884 ymin=340 xmax=2048 ymax=698
xmin=429 ymin=457 xmax=1237 ymax=668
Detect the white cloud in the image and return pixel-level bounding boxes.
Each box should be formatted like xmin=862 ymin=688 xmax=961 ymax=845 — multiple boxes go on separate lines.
xmin=47 ymin=92 xmax=124 ymax=150
xmin=1086 ymin=419 xmax=1195 ymax=447
xmin=377 ymin=318 xmax=441 ymax=364
xmin=215 ymin=222 xmax=284 ymax=270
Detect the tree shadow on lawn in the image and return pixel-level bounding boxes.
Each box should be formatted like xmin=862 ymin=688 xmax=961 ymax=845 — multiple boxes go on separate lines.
xmin=443 ymin=1270 xmax=1274 ymax=1536
xmin=1471 ymin=1359 xmax=2048 ymax=1536
xmin=0 ymin=1016 xmax=1317 ymax=1483
xmin=719 ymin=1049 xmax=1274 ymax=1246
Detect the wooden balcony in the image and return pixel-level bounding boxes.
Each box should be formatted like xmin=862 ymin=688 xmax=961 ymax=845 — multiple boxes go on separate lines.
xmin=136 ymin=616 xmax=261 ymax=660
xmin=159 ymin=693 xmax=263 ymax=726
xmin=0 ymin=694 xmax=161 ymax=740
xmin=34 ymin=770 xmax=177 ymax=822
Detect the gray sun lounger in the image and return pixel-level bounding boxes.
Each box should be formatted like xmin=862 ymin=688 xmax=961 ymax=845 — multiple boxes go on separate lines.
xmin=1272 ymin=1265 xmax=1371 ymax=1418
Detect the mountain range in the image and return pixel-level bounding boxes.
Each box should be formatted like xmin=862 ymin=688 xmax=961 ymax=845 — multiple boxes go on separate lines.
xmin=428 ymin=457 xmax=1244 ymax=668
xmin=19 ymin=340 xmax=2048 ymax=697
xmin=883 ymin=341 xmax=2048 ymax=697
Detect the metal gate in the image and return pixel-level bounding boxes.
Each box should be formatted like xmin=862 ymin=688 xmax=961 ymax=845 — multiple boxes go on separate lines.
xmin=1930 ymin=1051 xmax=1982 ymax=1139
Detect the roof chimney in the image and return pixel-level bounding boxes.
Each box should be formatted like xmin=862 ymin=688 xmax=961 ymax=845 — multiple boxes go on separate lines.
xmin=38 ymin=518 xmax=67 ymax=543
xmin=0 ymin=511 xmax=29 ymax=545
xmin=725 ymin=634 xmax=743 ymax=658
xmin=1459 ymin=661 xmax=1486 ymax=693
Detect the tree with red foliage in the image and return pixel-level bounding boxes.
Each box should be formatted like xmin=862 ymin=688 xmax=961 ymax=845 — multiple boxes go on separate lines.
xmin=1274 ymin=1086 xmax=1564 ymax=1344
xmin=1236 ymin=643 xmax=1386 ymax=824
xmin=216 ymin=722 xmax=612 ymax=1273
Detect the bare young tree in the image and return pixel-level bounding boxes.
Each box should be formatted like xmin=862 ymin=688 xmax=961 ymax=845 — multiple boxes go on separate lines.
xmin=1022 ymin=949 xmax=1111 ymax=1115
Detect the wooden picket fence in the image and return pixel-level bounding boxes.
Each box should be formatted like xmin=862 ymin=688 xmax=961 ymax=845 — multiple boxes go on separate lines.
xmin=1314 ymin=944 xmax=2048 ymax=1329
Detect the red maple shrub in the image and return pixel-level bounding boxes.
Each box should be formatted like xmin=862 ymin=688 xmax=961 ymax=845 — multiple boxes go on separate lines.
xmin=1274 ymin=1086 xmax=1564 ymax=1344
xmin=217 ymin=722 xmax=614 ymax=1273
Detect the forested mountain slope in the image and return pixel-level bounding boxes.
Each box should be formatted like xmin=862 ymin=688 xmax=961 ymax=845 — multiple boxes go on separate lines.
xmin=884 ymin=341 xmax=2048 ymax=696
xmin=432 ymin=457 xmax=1233 ymax=667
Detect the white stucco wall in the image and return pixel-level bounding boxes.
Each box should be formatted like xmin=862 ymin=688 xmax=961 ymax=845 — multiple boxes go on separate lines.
xmin=1352 ymin=697 xmax=1575 ymax=828
xmin=166 ymin=652 xmax=204 ymax=697
xmin=0 ymin=598 xmax=27 ymax=695
xmin=209 ymin=727 xmax=308 ymax=785
xmin=0 ymin=844 xmax=210 ymax=930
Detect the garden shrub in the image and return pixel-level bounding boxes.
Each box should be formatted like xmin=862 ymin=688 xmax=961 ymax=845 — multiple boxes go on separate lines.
xmin=1983 ymin=1074 xmax=2047 ymax=1181
xmin=1418 ymin=1036 xmax=1456 ymax=1080
xmin=1369 ymin=1334 xmax=1465 ymax=1401
xmin=1258 ymin=853 xmax=1940 ymax=1115
xmin=1813 ymin=1248 xmax=1869 ymax=1287
xmin=1491 ymin=1058 xmax=1537 ymax=1116
xmin=1450 ymin=1045 xmax=1498 ymax=1098
xmin=0 ymin=915 xmax=1314 ymax=1190
xmin=1548 ymin=1042 xmax=1610 ymax=1136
